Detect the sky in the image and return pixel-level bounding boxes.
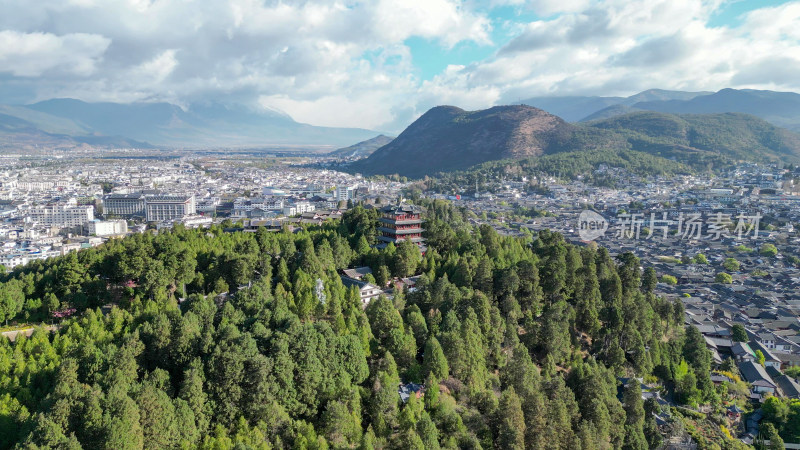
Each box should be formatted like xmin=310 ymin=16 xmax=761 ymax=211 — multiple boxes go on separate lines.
xmin=0 ymin=0 xmax=799 ymax=132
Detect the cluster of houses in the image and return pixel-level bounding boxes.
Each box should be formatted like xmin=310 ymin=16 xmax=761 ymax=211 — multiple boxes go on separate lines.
xmin=683 ymin=306 xmax=800 ymax=401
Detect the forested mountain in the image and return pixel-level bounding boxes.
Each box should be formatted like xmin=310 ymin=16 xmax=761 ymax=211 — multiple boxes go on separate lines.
xmin=352 ymin=104 xmax=800 ymax=178
xmin=0 ymin=201 xmax=743 ymax=449
xmin=586 ymin=111 xmax=800 ymax=166
xmin=350 ymin=105 xmax=627 ymax=178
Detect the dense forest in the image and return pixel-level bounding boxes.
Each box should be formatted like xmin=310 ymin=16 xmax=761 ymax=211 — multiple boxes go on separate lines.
xmin=0 ymin=201 xmax=736 ymax=449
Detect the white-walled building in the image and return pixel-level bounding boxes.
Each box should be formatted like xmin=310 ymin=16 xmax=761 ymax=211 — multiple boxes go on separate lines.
xmin=27 ymin=205 xmax=94 ymax=227
xmin=87 ymin=220 xmax=128 ymax=236
xmin=262 ymin=187 xmax=287 ymax=196
xmin=145 ymin=195 xmax=196 ymax=222
xmin=294 ymin=201 xmax=315 ymax=214
xmin=103 ymin=193 xmax=146 ymax=217
xmin=335 ymin=185 xmax=357 ymax=202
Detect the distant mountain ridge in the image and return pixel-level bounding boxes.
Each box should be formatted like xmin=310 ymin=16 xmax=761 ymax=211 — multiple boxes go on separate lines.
xmin=521 ymin=88 xmax=800 ymax=132
xmin=619 ymin=89 xmax=800 ymax=132
xmin=352 ymin=104 xmax=800 ymax=178
xmin=518 ymin=89 xmax=712 ymax=122
xmin=0 ymin=98 xmax=380 ymax=149
xmin=328 ymin=135 xmax=394 ymax=158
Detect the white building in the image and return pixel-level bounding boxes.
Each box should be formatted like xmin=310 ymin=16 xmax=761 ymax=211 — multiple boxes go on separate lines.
xmin=262 ymin=187 xmax=287 ymax=196
xmin=87 ymin=220 xmax=128 ymax=236
xmin=293 ymin=201 xmax=315 ymax=214
xmin=145 ymin=195 xmax=196 ymax=222
xmin=335 ymin=185 xmax=357 ymax=202
xmin=196 ymin=197 xmax=221 ymax=214
xmin=156 ymin=215 xmax=212 ymax=230
xmin=233 ymin=197 xmax=284 ymax=214
xmin=17 ymin=181 xmax=56 ymax=191
xmin=103 ymin=193 xmax=146 ymax=217
xmin=28 ymin=205 xmax=94 ymax=227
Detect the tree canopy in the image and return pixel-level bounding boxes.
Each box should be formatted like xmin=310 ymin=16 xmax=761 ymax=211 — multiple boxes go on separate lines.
xmin=0 ymin=200 xmax=698 ymax=449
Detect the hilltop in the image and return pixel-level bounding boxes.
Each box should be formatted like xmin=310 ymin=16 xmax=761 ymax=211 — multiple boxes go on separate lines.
xmin=351 ymin=105 xmax=626 ymax=178
xmin=352 ymin=105 xmax=800 ymax=178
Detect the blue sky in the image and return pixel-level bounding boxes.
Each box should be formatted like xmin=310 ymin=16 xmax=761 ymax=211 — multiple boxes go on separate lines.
xmin=406 ymin=5 xmax=540 ymax=81
xmin=1 ymin=0 xmax=799 ymax=130
xmin=708 ymin=0 xmax=793 ymax=27
xmin=408 ymin=1 xmax=796 ymax=81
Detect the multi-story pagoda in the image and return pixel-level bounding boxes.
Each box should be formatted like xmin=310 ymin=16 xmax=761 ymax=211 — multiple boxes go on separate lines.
xmin=377 ymin=204 xmax=425 ymax=251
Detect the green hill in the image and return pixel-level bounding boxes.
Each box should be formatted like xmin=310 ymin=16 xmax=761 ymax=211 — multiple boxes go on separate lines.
xmin=0 ymin=202 xmax=707 ymax=448
xmin=582 ymin=88 xmax=800 ymax=131
xmin=352 ymin=105 xmax=800 ymax=178
xmin=586 ymin=111 xmax=800 ymax=165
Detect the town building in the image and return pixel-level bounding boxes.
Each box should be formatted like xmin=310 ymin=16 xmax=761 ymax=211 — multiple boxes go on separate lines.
xmin=145 ymin=195 xmax=196 ymax=222
xmin=27 ymin=205 xmax=94 ymax=227
xmin=340 ymin=276 xmax=383 ymax=307
xmin=335 ymin=185 xmax=357 ymax=202
xmin=87 ymin=220 xmax=128 ymax=236
xmin=294 ymin=201 xmax=315 ymax=214
xmin=739 ymin=360 xmax=777 ymax=396
xmin=262 ymin=187 xmax=287 ymax=196
xmin=103 ymin=193 xmax=146 ymax=217
xmin=282 ymin=206 xmax=297 ymax=217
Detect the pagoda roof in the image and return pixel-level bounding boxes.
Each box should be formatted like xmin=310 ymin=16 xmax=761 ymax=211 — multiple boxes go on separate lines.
xmin=379 ymin=203 xmax=423 ymax=214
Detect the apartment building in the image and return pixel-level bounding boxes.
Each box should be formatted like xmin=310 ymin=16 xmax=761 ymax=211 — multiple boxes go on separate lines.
xmin=145 ymin=195 xmax=196 ymax=222
xmin=28 ymin=205 xmax=94 ymax=227
xmin=87 ymin=220 xmax=128 ymax=236
xmin=103 ymin=193 xmax=146 ymax=217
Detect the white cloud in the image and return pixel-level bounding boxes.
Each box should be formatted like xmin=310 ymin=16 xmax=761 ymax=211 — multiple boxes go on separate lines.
xmin=0 ymin=30 xmax=110 ymax=77
xmin=527 ymin=0 xmax=593 ymax=16
xmin=132 ymin=49 xmax=178 ymax=84
xmin=0 ymin=0 xmax=799 ymax=132
xmin=429 ymin=0 xmax=800 ymax=108
xmin=0 ymin=0 xmax=492 ymax=130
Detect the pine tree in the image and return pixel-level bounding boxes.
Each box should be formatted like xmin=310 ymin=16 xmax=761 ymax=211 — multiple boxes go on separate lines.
xmin=459 ymin=308 xmax=488 ymax=390
xmin=641 ymin=267 xmax=658 ymax=293
xmin=423 ymin=337 xmax=449 ymax=380
xmin=497 ymin=388 xmax=526 ymax=450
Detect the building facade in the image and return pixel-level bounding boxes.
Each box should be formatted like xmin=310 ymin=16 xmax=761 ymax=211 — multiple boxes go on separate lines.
xmin=28 ymin=205 xmax=94 ymax=227
xmin=145 ymin=195 xmax=196 ymax=222
xmin=377 ymin=204 xmax=425 ymax=249
xmin=335 ymin=185 xmax=357 ymax=202
xmin=87 ymin=220 xmax=128 ymax=236
xmin=103 ymin=193 xmax=146 ymax=217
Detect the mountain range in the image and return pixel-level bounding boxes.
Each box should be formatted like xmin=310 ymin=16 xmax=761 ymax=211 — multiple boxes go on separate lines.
xmin=518 ymin=89 xmax=711 ymax=122
xmin=352 ymin=105 xmax=800 ymax=178
xmin=520 ymin=88 xmax=800 ymax=132
xmin=0 ymin=99 xmax=379 ymax=150
xmin=3 ymin=87 xmax=800 ymax=155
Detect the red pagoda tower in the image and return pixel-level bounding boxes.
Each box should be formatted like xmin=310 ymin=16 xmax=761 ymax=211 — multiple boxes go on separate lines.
xmin=377 ymin=204 xmax=425 ymax=250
